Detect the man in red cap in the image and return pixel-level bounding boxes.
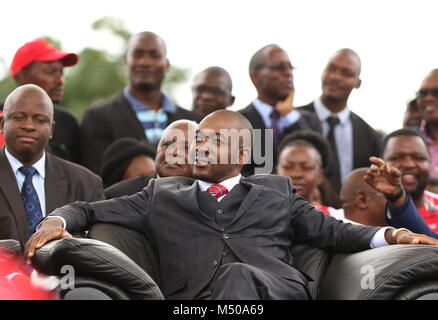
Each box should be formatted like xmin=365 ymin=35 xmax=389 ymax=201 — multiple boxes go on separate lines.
xmin=2 ymin=38 xmax=81 ymax=163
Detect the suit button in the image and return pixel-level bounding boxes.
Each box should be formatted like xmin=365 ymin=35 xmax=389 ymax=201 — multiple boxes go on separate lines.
xmin=222 ymin=251 xmax=228 ymax=256
xmin=223 ymin=233 xmax=229 ymax=239
xmin=217 ymin=209 xmax=223 ymax=214
xmin=212 ymin=260 xmax=218 ymax=268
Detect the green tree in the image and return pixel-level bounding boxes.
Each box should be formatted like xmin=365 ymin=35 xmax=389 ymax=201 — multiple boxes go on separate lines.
xmin=0 ymin=16 xmax=190 ymax=120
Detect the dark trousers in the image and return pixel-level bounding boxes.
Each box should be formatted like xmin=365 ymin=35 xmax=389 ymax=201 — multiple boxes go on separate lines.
xmin=196 ymin=262 xmax=310 ymax=300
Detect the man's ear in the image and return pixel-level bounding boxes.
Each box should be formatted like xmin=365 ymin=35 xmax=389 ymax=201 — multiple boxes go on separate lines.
xmin=165 ymin=58 xmax=170 ymax=73
xmin=354 ymin=78 xmax=362 ymax=89
xmin=355 ymin=191 xmax=368 ymax=209
xmin=240 ymin=147 xmax=251 ymax=166
xmin=0 ymin=115 xmax=4 ymax=133
xmin=49 ymin=120 xmax=55 ymax=140
xmin=228 ymin=95 xmax=236 ymax=107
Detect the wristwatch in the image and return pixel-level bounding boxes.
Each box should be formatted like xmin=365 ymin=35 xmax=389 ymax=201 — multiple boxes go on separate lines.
xmin=385 ymin=187 xmax=404 ymax=202
xmin=391 ymin=228 xmax=412 ymax=244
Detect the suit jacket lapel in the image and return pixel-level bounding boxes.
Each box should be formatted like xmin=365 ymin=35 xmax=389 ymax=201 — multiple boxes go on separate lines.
xmin=350 ymin=112 xmax=361 ymax=169
xmin=0 ymin=148 xmax=29 ymax=244
xmin=44 ymin=153 xmax=68 ymax=213
xmin=229 ymin=177 xmax=262 ymax=225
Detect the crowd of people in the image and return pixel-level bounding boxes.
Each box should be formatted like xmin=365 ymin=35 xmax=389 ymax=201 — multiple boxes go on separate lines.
xmin=1 ymin=31 xmax=438 ymax=300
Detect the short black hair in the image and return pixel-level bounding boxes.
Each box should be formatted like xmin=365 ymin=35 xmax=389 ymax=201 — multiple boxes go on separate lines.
xmin=278 ymin=130 xmax=331 ymax=170
xmin=381 ymin=128 xmax=428 ymax=157
xmin=248 ymin=44 xmax=278 ymax=73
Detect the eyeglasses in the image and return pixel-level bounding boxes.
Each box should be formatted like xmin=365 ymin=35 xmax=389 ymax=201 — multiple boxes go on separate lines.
xmin=416 ymin=88 xmax=438 ymax=99
xmin=193 ymin=85 xmax=227 ymax=97
xmin=258 ymin=62 xmax=294 ymax=72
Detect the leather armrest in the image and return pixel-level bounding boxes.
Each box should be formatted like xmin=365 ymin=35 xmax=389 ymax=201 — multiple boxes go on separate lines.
xmin=0 ymin=239 xmax=22 ymax=257
xmin=87 ymin=223 xmax=160 ymax=285
xmin=317 ymin=244 xmax=438 ymax=300
xmin=32 ymin=237 xmax=164 ymax=300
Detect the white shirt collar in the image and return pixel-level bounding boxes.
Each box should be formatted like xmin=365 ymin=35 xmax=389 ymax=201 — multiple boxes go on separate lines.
xmin=198 ymin=174 xmax=242 ymax=193
xmin=313 ymin=97 xmax=351 ymax=125
xmin=4 ymin=148 xmax=46 ymax=179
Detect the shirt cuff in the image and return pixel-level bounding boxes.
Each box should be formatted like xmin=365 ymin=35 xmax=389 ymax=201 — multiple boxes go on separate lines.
xmin=370 ymin=227 xmax=394 ymax=248
xmin=37 ymin=216 xmax=67 ymax=230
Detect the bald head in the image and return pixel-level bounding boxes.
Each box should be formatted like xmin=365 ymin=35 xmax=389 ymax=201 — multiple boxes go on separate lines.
xmin=340 ymin=168 xmax=374 ymax=203
xmin=340 ymin=168 xmax=388 ymax=226
xmin=249 ymin=44 xmax=281 ymax=73
xmin=155 ymin=119 xmax=197 ymax=178
xmin=1 ymin=84 xmax=55 ymax=166
xmin=3 ymin=84 xmax=53 ymax=118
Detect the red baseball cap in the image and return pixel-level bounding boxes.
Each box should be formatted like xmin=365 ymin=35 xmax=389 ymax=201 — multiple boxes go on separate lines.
xmin=10 ymin=38 xmax=79 ymax=78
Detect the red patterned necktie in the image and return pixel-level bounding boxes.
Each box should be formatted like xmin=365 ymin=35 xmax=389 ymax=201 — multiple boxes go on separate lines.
xmin=207 ymin=184 xmax=228 ymax=200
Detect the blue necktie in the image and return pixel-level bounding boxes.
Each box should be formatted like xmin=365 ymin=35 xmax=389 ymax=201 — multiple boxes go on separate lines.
xmin=19 ymin=166 xmax=43 ymax=237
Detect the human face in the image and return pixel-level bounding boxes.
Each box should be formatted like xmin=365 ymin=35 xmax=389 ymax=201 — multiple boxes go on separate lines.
xmin=321 ymin=51 xmax=361 ymax=102
xmin=21 ymin=61 xmax=64 ymax=104
xmin=417 ymin=71 xmax=438 ymax=126
xmin=251 ymin=47 xmax=294 ymax=105
xmin=155 ymin=123 xmax=194 ymax=178
xmin=190 ymin=115 xmax=248 ymax=183
xmin=192 ymin=72 xmax=234 ymax=119
xmin=125 ymin=34 xmax=169 ymax=92
xmin=383 ymin=135 xmax=430 ymax=198
xmin=1 ymin=88 xmax=54 ymax=166
xmin=123 ymin=155 xmax=156 ymax=180
xmin=277 ymin=145 xmax=323 ymax=201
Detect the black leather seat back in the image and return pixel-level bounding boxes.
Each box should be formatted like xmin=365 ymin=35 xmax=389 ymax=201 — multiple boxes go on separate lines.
xmin=290 ymin=243 xmax=332 ymax=299
xmin=32 ymin=237 xmax=163 ymax=300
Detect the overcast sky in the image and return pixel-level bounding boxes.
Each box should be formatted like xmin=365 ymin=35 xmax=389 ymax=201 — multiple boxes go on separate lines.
xmin=1 ymin=0 xmax=437 ymax=133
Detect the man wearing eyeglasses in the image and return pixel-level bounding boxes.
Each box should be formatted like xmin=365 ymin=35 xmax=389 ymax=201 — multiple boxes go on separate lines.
xmin=298 ymin=48 xmax=382 ymax=194
xmin=418 ymin=69 xmax=438 ymax=178
xmin=239 ymin=44 xmax=321 ymax=176
xmin=191 ymin=67 xmax=235 ymax=120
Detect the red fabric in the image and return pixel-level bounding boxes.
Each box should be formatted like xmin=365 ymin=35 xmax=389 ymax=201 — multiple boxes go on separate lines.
xmin=418 ymin=191 xmax=438 ymax=233
xmin=0 ymin=252 xmax=54 ymax=300
xmin=313 ymin=203 xmax=332 ymax=216
xmin=10 ymin=38 xmax=78 ymax=78
xmin=207 ymin=184 xmax=228 ymax=199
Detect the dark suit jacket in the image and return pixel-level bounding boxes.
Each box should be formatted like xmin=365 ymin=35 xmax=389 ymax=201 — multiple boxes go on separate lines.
xmin=238 ymin=103 xmax=322 ymax=176
xmin=298 ymin=101 xmax=382 ymax=170
xmin=104 ymin=174 xmax=155 ymax=199
xmin=0 ymin=148 xmax=104 ymax=245
xmin=80 ymin=93 xmax=200 ymax=175
xmin=50 ymin=174 xmax=380 ymax=300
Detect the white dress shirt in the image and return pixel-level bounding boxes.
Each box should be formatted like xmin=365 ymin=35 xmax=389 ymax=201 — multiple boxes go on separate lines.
xmin=5 ymin=148 xmax=47 ymax=217
xmin=313 ymin=98 xmax=353 ymax=183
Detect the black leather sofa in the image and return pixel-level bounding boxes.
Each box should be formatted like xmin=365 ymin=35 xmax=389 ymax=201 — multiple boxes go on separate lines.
xmin=19 ymin=223 xmax=438 ymax=299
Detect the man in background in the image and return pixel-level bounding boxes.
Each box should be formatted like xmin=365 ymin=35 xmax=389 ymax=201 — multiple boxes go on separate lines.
xmin=6 ymin=38 xmax=81 ymax=163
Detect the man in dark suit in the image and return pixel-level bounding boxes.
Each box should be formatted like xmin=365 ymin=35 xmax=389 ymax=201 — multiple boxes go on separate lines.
xmin=4 ymin=38 xmax=81 ymax=164
xmin=239 ymin=44 xmax=321 ymax=176
xmin=25 ymin=110 xmax=437 ymax=300
xmin=80 ymin=31 xmax=199 ymax=175
xmin=104 ymin=119 xmax=197 ymax=199
xmin=0 ymin=84 xmax=103 ymax=246
xmin=298 ymin=48 xmax=381 ymax=194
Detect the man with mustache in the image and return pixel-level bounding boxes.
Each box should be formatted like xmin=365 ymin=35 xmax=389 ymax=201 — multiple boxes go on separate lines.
xmin=80 ymin=32 xmax=199 ymax=175
xmin=25 ymin=110 xmax=438 ymax=300
xmin=2 ymin=38 xmax=81 ymax=163
xmin=191 ymin=66 xmax=235 ymax=120
xmin=0 ymin=84 xmax=103 ymax=246
xmin=104 ymin=119 xmax=197 ymax=199
xmin=239 ymin=44 xmax=321 ymax=176
xmin=298 ymin=48 xmax=382 ymax=194
xmin=382 ymin=128 xmax=438 ymax=234
xmin=417 ymin=69 xmax=438 ymax=178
